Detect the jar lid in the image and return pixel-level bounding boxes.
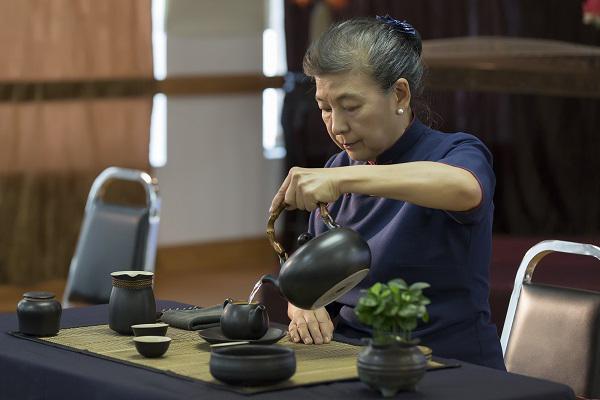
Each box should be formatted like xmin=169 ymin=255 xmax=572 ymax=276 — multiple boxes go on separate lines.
xmin=23 ymin=291 xmax=55 ymax=300
xmin=110 ymin=271 xmax=154 ymax=278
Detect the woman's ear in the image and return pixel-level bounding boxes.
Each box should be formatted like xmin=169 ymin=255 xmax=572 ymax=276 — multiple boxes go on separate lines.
xmin=393 ymin=78 xmax=411 ymax=110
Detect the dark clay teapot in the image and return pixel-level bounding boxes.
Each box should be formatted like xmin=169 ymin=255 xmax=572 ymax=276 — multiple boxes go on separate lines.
xmin=262 ymin=203 xmax=371 ymax=310
xmin=221 ymin=298 xmax=269 ymax=340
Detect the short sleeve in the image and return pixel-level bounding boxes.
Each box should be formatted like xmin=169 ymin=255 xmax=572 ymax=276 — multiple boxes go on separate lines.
xmin=438 ymin=135 xmax=495 ymax=225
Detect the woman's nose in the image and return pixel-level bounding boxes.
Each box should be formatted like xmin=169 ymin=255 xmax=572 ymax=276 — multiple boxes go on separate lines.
xmin=331 ymin=111 xmax=349 ymax=134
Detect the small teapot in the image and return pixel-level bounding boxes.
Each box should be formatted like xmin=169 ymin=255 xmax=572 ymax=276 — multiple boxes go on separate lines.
xmin=262 ymin=203 xmax=371 ymax=310
xmin=220 ymin=298 xmax=270 ymax=340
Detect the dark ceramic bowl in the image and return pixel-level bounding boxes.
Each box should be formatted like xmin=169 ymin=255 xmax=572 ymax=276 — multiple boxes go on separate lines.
xmin=133 ymin=336 xmax=171 ymax=358
xmin=210 ymin=344 xmax=296 ymax=386
xmin=131 ymin=323 xmax=169 ymax=337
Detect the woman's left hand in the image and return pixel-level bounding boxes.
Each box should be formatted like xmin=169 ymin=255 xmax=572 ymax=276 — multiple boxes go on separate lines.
xmin=270 ymin=167 xmax=342 ymax=212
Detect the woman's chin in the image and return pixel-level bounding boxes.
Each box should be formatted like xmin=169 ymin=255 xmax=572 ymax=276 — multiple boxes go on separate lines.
xmin=345 ymin=149 xmax=373 ymax=162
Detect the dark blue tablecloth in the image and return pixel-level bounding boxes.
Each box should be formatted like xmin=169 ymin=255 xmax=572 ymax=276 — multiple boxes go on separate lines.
xmin=0 ymin=301 xmax=574 ymax=400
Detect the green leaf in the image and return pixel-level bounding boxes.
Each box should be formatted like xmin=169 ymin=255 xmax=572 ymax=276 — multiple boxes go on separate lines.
xmin=389 ymin=279 xmax=408 ymax=290
xmin=354 ymin=278 xmax=431 ymax=337
xmin=398 ymin=304 xmax=418 ymax=317
xmin=409 ymin=282 xmax=430 ymax=291
xmin=386 ymin=305 xmax=399 ymax=316
xmin=373 ymin=302 xmax=386 ymax=315
xmin=359 ymin=296 xmax=377 ymax=307
xmin=370 ymin=282 xmax=383 ymax=296
xmin=398 ymin=319 xmax=417 ymax=332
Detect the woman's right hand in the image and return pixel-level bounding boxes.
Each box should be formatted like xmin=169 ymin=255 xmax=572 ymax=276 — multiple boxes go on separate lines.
xmin=287 ymin=303 xmax=334 ymax=345
xmin=270 ymin=167 xmax=343 ymax=213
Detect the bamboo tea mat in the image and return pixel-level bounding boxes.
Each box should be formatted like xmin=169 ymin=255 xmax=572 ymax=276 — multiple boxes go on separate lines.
xmin=17 ymin=324 xmax=451 ymax=394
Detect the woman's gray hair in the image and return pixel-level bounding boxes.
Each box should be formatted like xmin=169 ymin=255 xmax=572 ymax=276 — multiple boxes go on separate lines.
xmin=303 ymin=18 xmax=425 ymax=97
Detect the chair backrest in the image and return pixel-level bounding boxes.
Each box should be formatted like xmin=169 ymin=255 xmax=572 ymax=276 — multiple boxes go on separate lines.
xmin=63 ymin=167 xmax=160 ymax=305
xmin=501 ymin=240 xmax=600 ymax=398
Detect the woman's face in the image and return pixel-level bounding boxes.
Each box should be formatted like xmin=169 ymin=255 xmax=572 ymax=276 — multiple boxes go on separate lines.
xmin=315 ymin=70 xmax=408 ymax=161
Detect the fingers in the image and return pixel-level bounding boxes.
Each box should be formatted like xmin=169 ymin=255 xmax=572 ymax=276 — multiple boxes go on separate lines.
xmin=295 ymin=181 xmax=306 ymax=211
xmin=270 ymin=173 xmax=292 ymax=213
xmin=305 ymin=199 xmax=318 ymax=212
xmin=314 ymin=308 xmax=334 ymax=343
xmin=276 ymin=166 xmax=337 ymax=213
xmin=296 ymin=317 xmax=313 ymax=344
xmin=282 ymin=168 xmax=298 ymax=210
xmin=304 ymin=311 xmax=325 ymax=344
xmin=288 ymin=307 xmax=333 ymax=345
xmin=288 ymin=321 xmax=301 ymax=343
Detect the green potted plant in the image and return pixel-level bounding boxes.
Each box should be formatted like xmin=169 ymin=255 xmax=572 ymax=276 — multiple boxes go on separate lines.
xmin=354 ymin=278 xmax=431 ymax=397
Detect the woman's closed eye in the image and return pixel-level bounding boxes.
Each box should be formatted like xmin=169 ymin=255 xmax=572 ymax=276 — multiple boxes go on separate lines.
xmin=343 ymin=105 xmax=361 ymax=113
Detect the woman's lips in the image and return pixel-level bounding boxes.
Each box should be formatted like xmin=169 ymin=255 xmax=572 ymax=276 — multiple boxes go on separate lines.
xmin=342 ymin=140 xmax=360 ymax=150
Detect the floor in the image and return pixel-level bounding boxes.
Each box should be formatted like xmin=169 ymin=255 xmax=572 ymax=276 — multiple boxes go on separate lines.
xmin=0 ymin=237 xmax=282 ymax=313
xmin=0 ymin=264 xmax=273 ymax=313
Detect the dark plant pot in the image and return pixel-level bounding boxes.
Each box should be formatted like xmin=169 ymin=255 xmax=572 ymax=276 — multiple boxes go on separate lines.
xmin=357 ymin=339 xmax=427 ymax=397
xmin=17 ymin=292 xmax=62 ymax=336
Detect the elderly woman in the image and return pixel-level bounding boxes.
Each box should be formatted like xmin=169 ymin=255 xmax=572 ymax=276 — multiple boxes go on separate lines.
xmin=270 ymin=16 xmax=505 ymax=370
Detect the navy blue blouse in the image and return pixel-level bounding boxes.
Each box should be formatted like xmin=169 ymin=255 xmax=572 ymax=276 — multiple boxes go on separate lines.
xmin=308 ymin=118 xmax=505 ymax=370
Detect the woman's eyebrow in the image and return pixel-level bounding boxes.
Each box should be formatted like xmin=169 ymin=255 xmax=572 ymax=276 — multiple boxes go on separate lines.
xmin=315 ymin=93 xmax=362 ymax=102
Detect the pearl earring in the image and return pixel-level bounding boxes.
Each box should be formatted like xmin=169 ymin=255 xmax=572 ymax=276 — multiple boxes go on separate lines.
xmin=396 ymin=108 xmax=404 ymax=115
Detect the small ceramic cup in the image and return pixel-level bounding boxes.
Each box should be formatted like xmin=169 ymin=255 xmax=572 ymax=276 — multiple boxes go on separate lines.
xmin=131 ymin=322 xmax=169 ymax=337
xmin=133 ymin=336 xmax=171 ymax=358
xmin=220 ymin=298 xmax=269 ymax=340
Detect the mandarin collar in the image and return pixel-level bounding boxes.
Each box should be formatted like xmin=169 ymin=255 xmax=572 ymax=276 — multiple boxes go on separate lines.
xmin=369 ymin=118 xmax=426 ymax=165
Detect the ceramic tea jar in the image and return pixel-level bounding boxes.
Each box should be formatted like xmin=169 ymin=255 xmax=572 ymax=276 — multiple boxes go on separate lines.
xmin=17 ymin=291 xmax=62 ymax=336
xmin=108 ymin=271 xmax=156 ymax=335
xmin=221 ymin=298 xmax=269 ymax=340
xmin=357 ymin=339 xmax=427 ymax=397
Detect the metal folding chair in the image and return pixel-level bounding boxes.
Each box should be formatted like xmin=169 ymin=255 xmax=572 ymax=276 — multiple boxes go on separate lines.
xmin=63 ymin=167 xmax=160 ymax=306
xmin=501 ymin=240 xmax=600 ymax=399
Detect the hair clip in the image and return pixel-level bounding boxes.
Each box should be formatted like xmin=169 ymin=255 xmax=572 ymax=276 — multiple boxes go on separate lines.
xmin=376 ymin=15 xmax=417 ymax=37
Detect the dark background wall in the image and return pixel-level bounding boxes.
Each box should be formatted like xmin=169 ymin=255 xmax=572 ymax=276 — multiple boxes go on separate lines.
xmin=281 ymin=0 xmax=600 ymax=248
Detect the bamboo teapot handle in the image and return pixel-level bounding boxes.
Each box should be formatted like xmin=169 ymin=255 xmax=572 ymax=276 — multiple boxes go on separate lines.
xmin=266 ymin=203 xmax=339 ymax=264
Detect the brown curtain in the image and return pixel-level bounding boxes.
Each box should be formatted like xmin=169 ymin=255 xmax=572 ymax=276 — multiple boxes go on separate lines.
xmin=283 ymin=0 xmax=600 ymax=239
xmin=0 ymin=0 xmax=153 ymax=284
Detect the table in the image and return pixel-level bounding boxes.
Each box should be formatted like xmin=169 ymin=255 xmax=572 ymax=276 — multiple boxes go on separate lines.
xmin=0 ymin=301 xmax=574 ymax=400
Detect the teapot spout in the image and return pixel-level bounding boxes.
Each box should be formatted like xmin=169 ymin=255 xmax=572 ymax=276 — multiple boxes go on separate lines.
xmin=260 ymin=274 xmax=279 ymax=288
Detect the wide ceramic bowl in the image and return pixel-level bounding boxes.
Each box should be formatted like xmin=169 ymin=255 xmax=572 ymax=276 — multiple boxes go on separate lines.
xmin=209 ymin=344 xmax=296 ymax=386
xmin=134 ymin=336 xmax=171 ymax=358
xmin=131 ymin=323 xmax=169 ymax=337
